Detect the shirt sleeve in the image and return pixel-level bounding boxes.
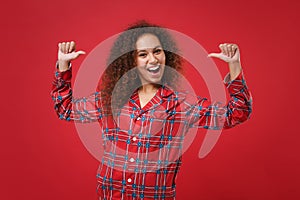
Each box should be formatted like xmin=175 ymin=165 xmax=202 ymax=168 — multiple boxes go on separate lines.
xmin=50 ymin=63 xmax=103 ymax=122
xmin=187 ymin=71 xmax=253 ymax=130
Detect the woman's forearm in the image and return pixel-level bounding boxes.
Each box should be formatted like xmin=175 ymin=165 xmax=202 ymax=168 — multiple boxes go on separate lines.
xmin=228 ymin=61 xmax=242 ymax=81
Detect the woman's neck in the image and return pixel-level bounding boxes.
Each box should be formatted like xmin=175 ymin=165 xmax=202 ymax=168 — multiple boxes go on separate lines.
xmin=138 ymin=83 xmax=159 ymax=94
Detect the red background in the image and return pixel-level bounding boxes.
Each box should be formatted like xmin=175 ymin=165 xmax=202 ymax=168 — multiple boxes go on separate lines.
xmin=1 ymin=0 xmax=299 ymax=199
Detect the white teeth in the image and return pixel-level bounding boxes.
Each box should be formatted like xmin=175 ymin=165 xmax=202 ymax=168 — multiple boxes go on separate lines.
xmin=148 ymin=66 xmax=159 ymax=71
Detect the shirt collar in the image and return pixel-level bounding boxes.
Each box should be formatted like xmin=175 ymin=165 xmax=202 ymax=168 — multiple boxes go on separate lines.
xmin=128 ymin=84 xmax=175 ymax=111
xmin=160 ymin=84 xmax=175 ymax=98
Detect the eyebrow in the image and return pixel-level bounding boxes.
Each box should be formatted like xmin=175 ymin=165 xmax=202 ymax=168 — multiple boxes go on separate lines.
xmin=136 ymin=45 xmax=162 ymax=52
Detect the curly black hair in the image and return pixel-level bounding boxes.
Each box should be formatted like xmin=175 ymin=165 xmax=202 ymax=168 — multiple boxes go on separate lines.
xmin=98 ymin=20 xmax=183 ymax=113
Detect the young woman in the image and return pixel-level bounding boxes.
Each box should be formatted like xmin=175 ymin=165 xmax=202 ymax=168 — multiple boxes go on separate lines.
xmin=51 ymin=21 xmax=252 ymax=200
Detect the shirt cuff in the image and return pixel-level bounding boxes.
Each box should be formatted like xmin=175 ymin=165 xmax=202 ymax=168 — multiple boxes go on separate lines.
xmin=223 ymin=71 xmax=247 ymax=95
xmin=54 ymin=61 xmax=72 ymax=81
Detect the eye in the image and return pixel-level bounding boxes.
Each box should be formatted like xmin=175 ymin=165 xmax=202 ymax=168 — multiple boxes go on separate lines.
xmin=154 ymin=49 xmax=162 ymax=54
xmin=138 ymin=53 xmax=147 ymax=57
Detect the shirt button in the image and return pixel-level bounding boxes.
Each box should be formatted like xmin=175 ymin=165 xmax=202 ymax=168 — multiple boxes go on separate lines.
xmin=129 ymin=158 xmax=135 ymax=162
xmin=132 ymin=137 xmax=137 ymax=141
xmin=127 ymin=178 xmax=132 ymax=183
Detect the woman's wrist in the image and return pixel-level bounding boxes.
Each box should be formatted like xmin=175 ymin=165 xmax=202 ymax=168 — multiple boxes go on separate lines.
xmin=57 ymin=60 xmax=70 ymax=72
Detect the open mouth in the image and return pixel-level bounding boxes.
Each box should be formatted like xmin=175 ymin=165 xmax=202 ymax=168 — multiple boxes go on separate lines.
xmin=147 ymin=65 xmax=160 ymax=74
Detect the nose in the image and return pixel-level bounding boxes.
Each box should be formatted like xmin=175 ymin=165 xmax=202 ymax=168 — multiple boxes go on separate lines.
xmin=148 ymin=53 xmax=158 ymax=64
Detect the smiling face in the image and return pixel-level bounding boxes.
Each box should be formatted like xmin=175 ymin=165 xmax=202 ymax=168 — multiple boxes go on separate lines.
xmin=135 ymin=33 xmax=166 ymax=86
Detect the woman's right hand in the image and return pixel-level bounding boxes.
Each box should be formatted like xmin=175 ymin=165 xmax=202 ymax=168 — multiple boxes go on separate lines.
xmin=57 ymin=41 xmax=86 ymax=72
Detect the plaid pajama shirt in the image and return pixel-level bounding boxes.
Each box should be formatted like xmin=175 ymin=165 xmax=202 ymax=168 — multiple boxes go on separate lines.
xmin=51 ymin=66 xmax=252 ymax=200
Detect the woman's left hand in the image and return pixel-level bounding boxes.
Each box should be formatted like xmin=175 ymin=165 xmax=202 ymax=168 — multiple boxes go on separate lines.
xmin=208 ymin=43 xmax=240 ymax=64
xmin=208 ymin=43 xmax=242 ymax=81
